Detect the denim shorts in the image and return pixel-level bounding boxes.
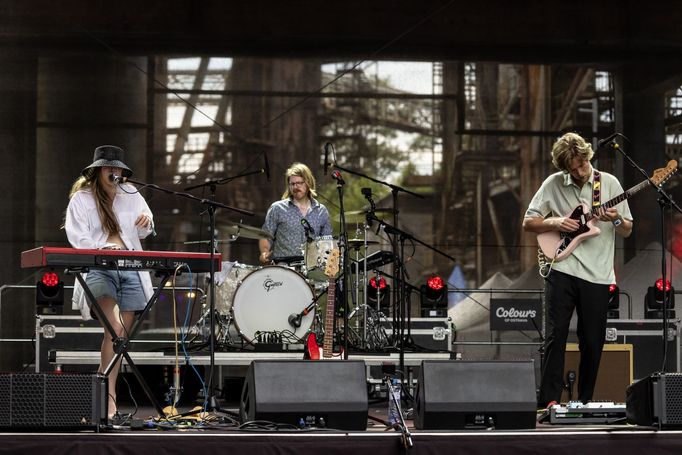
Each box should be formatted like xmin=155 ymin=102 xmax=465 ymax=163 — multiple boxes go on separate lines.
xmin=85 ymin=269 xmax=147 ymax=313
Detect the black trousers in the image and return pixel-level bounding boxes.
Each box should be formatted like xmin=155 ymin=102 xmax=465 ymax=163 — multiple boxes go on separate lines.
xmin=538 ymin=270 xmax=610 ymax=405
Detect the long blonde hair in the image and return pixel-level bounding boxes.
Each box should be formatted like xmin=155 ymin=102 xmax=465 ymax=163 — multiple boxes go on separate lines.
xmin=281 ymin=162 xmax=318 ymax=200
xmin=66 ymin=170 xmax=121 ymax=235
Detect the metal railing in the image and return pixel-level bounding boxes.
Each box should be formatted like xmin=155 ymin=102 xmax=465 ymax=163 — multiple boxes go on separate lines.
xmin=0 ymin=283 xmax=205 ymax=371
xmin=446 ymin=287 xmax=633 ymax=346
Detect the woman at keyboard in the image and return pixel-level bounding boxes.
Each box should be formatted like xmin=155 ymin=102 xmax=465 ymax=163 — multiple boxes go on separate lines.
xmin=64 ymin=145 xmax=154 ymax=422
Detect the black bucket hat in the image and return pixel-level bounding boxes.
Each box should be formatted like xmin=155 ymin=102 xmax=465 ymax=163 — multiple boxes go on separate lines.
xmin=81 ymin=145 xmax=133 ymax=178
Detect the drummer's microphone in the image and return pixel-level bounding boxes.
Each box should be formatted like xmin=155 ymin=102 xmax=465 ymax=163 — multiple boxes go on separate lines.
xmin=331 ymin=169 xmax=345 ymax=185
xmin=288 ymin=313 xmax=302 ymax=328
xmin=301 ymin=218 xmax=313 ymax=242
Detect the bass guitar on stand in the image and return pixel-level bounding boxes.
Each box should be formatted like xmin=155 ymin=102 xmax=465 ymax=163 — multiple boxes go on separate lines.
xmin=537 ymin=160 xmax=677 ymax=262
xmin=305 ymin=248 xmax=341 ymax=360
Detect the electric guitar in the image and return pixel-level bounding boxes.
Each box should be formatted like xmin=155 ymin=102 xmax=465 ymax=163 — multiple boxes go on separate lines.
xmin=304 ymin=248 xmax=341 ymax=360
xmin=537 ymin=160 xmax=677 ymax=262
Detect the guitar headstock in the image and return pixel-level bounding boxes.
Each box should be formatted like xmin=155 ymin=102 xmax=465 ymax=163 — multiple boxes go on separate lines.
xmin=651 ymin=160 xmax=678 ymax=187
xmin=324 ymin=248 xmax=340 ymax=278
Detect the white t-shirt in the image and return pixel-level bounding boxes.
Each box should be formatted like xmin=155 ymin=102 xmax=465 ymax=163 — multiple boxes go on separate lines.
xmin=65 ymin=184 xmax=154 ymax=319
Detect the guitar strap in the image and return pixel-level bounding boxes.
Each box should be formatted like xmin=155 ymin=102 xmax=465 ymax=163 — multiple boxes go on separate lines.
xmin=592 ymin=170 xmax=601 ymax=207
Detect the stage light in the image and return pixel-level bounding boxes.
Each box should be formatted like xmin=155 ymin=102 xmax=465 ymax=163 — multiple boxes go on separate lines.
xmin=420 ymin=275 xmax=447 ymax=317
xmin=36 ymin=271 xmax=64 ymax=315
xmin=607 ymin=284 xmax=620 ymax=319
xmin=367 ymin=274 xmax=390 ymax=310
xmin=645 ymin=278 xmax=675 ymax=319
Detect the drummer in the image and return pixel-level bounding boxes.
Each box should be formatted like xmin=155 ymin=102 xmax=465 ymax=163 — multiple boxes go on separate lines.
xmin=259 ymin=162 xmax=332 ymax=265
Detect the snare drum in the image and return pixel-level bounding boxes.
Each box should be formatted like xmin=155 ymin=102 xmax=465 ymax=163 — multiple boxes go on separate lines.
xmin=232 ymin=265 xmax=314 ymax=342
xmin=303 ymin=236 xmax=338 ymax=281
xmin=214 ymin=262 xmax=259 ymax=315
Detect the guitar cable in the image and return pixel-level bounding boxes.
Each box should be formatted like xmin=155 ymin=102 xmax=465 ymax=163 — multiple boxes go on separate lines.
xmin=537 ymin=248 xmax=557 ymax=279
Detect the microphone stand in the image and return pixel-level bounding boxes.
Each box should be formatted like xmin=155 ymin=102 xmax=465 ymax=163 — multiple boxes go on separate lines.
xmin=606 ymin=134 xmax=682 ymax=371
xmin=288 ymin=288 xmax=329 ymax=329
xmin=184 ymin=168 xmax=265 ymax=191
xmin=124 ymin=175 xmax=254 ymax=412
xmin=366 ymin=214 xmax=457 ymax=374
xmin=332 ymin=171 xmax=350 ymax=359
xmin=332 ymin=164 xmax=424 ymax=366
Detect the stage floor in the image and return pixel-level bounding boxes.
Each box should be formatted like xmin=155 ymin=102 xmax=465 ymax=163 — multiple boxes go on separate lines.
xmin=2 ymin=425 xmax=682 ymax=455
xmin=2 ymin=404 xmax=682 ymax=455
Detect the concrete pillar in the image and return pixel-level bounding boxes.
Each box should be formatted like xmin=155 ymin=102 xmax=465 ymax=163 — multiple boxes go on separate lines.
xmin=0 ymin=56 xmax=37 ymax=370
xmin=617 ymin=77 xmax=667 ymax=257
xmin=36 ymin=54 xmax=148 ymax=245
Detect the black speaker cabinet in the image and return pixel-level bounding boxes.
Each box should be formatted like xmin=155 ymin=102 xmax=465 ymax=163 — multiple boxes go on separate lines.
xmin=240 ymin=360 xmax=368 ymax=430
xmin=414 ymin=360 xmax=537 ymax=430
xmin=0 ymin=373 xmax=107 ymax=431
xmin=627 ymin=373 xmax=682 ymax=428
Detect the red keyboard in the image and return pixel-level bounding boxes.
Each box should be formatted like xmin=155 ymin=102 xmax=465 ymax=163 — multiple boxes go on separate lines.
xmin=21 ymin=247 xmax=222 ymax=273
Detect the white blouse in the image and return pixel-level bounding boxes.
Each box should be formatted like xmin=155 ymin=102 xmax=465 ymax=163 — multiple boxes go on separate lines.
xmin=65 ymin=184 xmax=155 ymax=319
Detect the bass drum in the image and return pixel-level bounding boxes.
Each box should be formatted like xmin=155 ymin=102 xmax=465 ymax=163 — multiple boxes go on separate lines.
xmin=232 ymin=265 xmax=315 ymax=343
xmin=214 ymin=262 xmax=259 ymax=316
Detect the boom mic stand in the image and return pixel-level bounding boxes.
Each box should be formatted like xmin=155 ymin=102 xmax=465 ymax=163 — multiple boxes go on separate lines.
xmin=331 ymin=164 xmax=424 ymax=384
xmin=605 ymin=134 xmax=682 ymax=371
xmin=331 ymin=170 xmax=350 ymax=358
xmin=116 ymin=172 xmax=255 ymax=413
xmin=367 ymin=214 xmax=457 ymax=371
xmin=183 ymin=170 xmax=262 ymax=410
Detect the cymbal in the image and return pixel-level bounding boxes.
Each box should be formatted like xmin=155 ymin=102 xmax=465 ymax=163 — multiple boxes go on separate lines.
xmin=221 ymin=222 xmax=273 ymax=240
xmin=347 ymin=208 xmax=395 ymax=216
xmin=347 ymin=238 xmax=380 ymax=247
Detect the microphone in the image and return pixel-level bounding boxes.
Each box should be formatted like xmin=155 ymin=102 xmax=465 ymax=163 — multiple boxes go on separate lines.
xmin=323 ymin=142 xmax=331 ymax=175
xmin=109 ymin=173 xmax=127 ymax=184
xmin=597 ymin=133 xmax=619 ymax=149
xmin=288 ymin=313 xmax=302 ymax=328
xmin=301 ymin=218 xmax=313 ymax=242
xmin=331 ymin=169 xmax=345 ymax=185
xmin=264 ymin=153 xmax=271 ymax=182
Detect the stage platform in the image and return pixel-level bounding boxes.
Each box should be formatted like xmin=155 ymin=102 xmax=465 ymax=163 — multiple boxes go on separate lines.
xmin=2 ymin=424 xmax=682 ymax=455
xmin=49 ymin=350 xmax=452 ymax=366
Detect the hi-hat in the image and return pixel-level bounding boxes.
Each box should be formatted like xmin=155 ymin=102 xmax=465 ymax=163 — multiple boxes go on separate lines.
xmin=347 ymin=238 xmax=380 ymax=247
xmin=347 ymin=208 xmax=395 ymax=216
xmin=221 ymin=221 xmax=273 ymax=240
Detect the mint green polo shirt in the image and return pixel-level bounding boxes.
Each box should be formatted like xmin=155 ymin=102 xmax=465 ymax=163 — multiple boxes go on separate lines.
xmin=524 ymin=166 xmax=633 ymax=284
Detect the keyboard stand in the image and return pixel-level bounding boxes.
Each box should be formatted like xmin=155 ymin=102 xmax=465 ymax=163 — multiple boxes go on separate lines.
xmin=70 ymin=268 xmax=174 ymax=418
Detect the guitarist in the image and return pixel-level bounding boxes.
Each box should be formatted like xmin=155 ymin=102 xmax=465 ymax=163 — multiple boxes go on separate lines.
xmin=522 ymin=132 xmax=633 ymax=409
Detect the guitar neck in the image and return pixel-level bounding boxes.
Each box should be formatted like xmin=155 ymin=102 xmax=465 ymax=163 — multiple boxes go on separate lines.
xmin=590 ymin=179 xmax=649 ymax=215
xmin=322 ymin=280 xmax=336 ymax=358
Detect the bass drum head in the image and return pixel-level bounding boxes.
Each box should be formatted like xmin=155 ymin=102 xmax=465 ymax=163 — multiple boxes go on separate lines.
xmin=232 ymin=265 xmax=314 ymax=343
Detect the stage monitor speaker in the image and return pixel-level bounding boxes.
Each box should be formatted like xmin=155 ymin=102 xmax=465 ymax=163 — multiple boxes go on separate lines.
xmin=414 ymin=360 xmax=537 ymax=430
xmin=240 ymin=360 xmax=368 ymax=430
xmin=0 ymin=373 xmax=107 ymax=431
xmin=626 ymin=373 xmax=682 ymax=428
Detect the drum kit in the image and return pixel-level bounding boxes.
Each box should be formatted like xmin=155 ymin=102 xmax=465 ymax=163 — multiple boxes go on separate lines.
xmin=192 ymin=218 xmax=395 ymax=351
